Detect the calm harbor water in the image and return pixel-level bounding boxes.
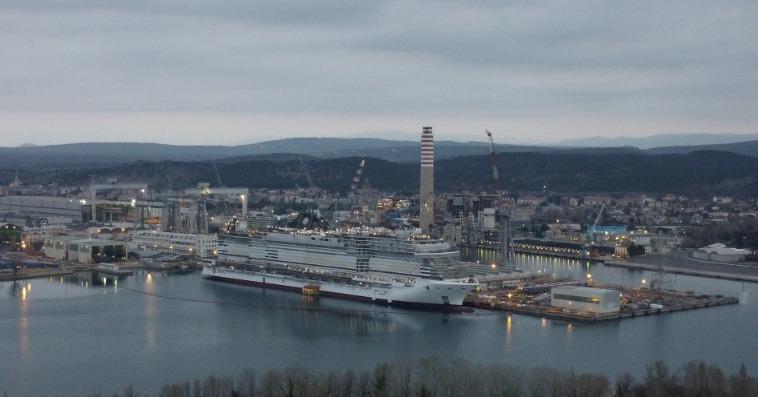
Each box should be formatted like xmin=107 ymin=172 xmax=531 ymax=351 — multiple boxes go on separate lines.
xmin=1 ymin=253 xmax=756 ymax=396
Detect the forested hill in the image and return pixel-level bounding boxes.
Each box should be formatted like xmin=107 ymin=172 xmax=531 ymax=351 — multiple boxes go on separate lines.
xmin=4 ymin=137 xmax=758 ymax=168
xmin=7 ymin=150 xmax=758 ymax=197
xmin=0 ymin=139 xmax=645 ymax=167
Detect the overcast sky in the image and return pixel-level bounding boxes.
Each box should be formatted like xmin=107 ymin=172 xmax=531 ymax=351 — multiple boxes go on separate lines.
xmin=1 ymin=1 xmax=757 ymax=146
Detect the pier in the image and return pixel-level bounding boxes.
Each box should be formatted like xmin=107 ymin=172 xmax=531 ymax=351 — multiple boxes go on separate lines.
xmin=467 ymin=278 xmax=740 ymax=323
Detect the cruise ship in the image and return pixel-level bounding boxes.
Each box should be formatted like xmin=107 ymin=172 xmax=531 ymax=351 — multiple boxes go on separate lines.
xmin=202 ymin=228 xmax=478 ymax=308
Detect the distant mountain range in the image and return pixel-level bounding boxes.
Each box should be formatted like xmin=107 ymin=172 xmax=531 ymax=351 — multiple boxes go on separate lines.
xmin=558 ymin=133 xmax=758 ymax=149
xmin=0 ymin=138 xmax=638 ymax=167
xmin=2 ymin=134 xmax=758 ymax=168
xmin=646 ymin=140 xmax=758 ymax=157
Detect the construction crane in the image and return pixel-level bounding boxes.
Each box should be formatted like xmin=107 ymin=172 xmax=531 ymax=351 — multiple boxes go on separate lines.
xmin=484 ymin=130 xmax=515 ymax=269
xmin=210 ymin=159 xmax=243 ymax=222
xmin=485 ymin=130 xmax=500 ymax=189
xmin=584 ymin=203 xmax=606 ymax=258
xmin=299 ymin=157 xmax=317 ymax=189
xmin=650 ymin=230 xmax=673 ymax=290
xmin=212 ymin=159 xmax=225 ymax=187
xmin=590 ymin=203 xmax=606 ymax=242
xmin=349 ymin=159 xmax=366 ymax=196
xmin=334 ymin=159 xmax=367 ymax=227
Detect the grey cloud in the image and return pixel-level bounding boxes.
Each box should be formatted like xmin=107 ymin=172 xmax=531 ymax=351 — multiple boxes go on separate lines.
xmin=0 ymin=0 xmax=757 ymax=142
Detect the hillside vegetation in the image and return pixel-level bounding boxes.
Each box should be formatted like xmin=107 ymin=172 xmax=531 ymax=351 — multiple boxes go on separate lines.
xmin=8 ymin=150 xmax=758 ymax=197
xmin=6 ymin=136 xmax=758 ymax=168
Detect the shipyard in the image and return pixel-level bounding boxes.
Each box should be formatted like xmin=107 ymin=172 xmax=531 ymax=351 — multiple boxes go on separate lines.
xmin=2 ymin=127 xmax=753 ymax=322
xmin=4 ymin=2 xmax=758 ymax=395
xmin=3 ymin=132 xmax=758 ymax=397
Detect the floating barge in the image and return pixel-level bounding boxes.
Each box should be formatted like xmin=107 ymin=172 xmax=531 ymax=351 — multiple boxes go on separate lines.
xmin=94 ymin=263 xmax=134 ymax=276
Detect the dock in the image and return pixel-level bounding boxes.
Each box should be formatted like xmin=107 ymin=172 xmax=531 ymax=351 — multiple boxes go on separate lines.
xmin=605 ymin=260 xmax=758 ymax=283
xmin=467 ymin=279 xmax=740 ymax=323
xmin=470 ymin=295 xmax=738 ymax=323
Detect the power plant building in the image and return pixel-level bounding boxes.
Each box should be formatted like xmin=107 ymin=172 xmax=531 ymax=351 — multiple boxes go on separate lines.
xmin=419 ymin=126 xmax=434 ymax=231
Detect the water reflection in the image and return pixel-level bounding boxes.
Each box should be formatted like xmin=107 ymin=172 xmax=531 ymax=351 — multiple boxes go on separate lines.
xmin=62 ymin=271 xmax=122 ymax=288
xmin=18 ymin=310 xmax=29 ymax=359
xmin=504 ymin=315 xmax=513 ymax=352
xmin=2 ymin=266 xmax=758 ymax=397
xmin=8 ymin=280 xmax=33 ymax=300
xmin=144 ymin=297 xmax=157 ymax=349
xmin=739 ymin=283 xmax=750 ymax=305
xmin=205 ymin=281 xmax=419 ymax=338
xmin=7 ymin=281 xmax=33 ymax=362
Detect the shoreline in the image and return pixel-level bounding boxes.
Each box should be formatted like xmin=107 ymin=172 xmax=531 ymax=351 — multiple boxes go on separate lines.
xmin=604 ymin=260 xmax=758 ymax=283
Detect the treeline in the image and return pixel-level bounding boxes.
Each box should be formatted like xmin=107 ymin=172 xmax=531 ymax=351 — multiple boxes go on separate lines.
xmin=74 ymin=357 xmax=756 ymax=397
xmin=8 ymin=150 xmax=758 ymax=197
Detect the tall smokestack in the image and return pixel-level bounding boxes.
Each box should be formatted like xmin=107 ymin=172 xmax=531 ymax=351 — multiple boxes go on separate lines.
xmin=420 ymin=126 xmax=434 ymax=231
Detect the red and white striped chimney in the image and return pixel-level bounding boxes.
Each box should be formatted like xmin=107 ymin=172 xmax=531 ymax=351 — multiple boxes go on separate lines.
xmin=420 ymin=126 xmax=434 ymax=231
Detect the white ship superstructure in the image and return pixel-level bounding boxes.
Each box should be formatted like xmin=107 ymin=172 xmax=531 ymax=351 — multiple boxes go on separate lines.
xmin=203 ymin=229 xmax=478 ymax=308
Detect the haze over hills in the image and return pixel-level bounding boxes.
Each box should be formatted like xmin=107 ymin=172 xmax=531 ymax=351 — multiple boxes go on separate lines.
xmin=0 ymin=138 xmax=643 ymax=167
xmin=558 ymin=133 xmax=758 ymax=149
xmin=2 ymin=133 xmax=758 ymax=168
xmin=646 ymin=140 xmax=758 ymax=158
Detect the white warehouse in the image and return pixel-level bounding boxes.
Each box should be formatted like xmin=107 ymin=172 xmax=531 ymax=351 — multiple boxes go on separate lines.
xmin=550 ymin=286 xmax=621 ymax=314
xmin=129 ymin=231 xmax=218 ymax=258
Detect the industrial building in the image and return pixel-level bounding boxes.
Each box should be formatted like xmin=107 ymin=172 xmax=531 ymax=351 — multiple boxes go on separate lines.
xmin=550 ymin=286 xmax=621 ymax=314
xmin=0 ymin=196 xmax=83 ymax=222
xmin=43 ymin=237 xmax=127 ymax=264
xmin=184 ymin=183 xmax=249 ymax=217
xmin=0 ymin=183 xmax=154 ymax=224
xmin=129 ymin=230 xmax=218 ymax=258
xmin=693 ymin=243 xmax=750 ymax=263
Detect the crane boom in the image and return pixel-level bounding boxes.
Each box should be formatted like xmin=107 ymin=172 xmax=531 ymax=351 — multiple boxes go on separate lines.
xmin=485 ymin=130 xmax=500 ymax=188
xmin=212 ymin=159 xmax=224 ymax=187
xmin=592 ymin=203 xmax=606 ymax=230
xmin=349 ymin=159 xmax=366 ymax=193
xmin=298 ymin=156 xmax=317 ymax=189
xmin=588 ymin=203 xmax=606 ymax=243
xmin=334 ymin=158 xmax=367 ymax=227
